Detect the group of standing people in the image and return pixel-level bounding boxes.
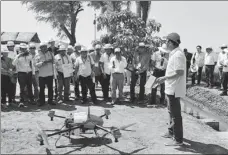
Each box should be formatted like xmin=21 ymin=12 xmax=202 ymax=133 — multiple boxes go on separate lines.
xmin=1 ymin=32 xmax=188 ymax=146
xmin=185 ymin=44 xmax=228 ymax=96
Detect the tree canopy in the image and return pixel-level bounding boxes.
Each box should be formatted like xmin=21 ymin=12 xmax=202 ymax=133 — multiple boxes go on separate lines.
xmin=22 ymin=1 xmax=84 ymax=45
xmin=92 ymin=10 xmax=162 ymax=53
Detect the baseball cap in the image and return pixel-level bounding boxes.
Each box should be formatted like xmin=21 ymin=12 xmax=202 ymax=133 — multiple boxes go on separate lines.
xmin=167 ymin=32 xmax=181 ymax=44
xmin=114 ymin=48 xmax=121 ymax=53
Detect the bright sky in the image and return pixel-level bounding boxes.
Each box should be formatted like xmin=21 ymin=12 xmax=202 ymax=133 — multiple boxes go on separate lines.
xmin=1 ymin=1 xmax=228 ymax=53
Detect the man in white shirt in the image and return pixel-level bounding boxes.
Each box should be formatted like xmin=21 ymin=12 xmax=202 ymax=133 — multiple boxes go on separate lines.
xmin=55 ymin=45 xmax=73 ymax=102
xmin=29 ymin=43 xmax=39 ymax=101
xmin=6 ymin=41 xmax=17 ymax=102
xmin=110 ymin=48 xmax=127 ymax=104
xmin=35 ymin=42 xmax=56 ymax=106
xmin=190 ymin=45 xmax=205 ymax=85
xmin=13 ymin=43 xmax=35 ymax=105
xmin=204 ymin=46 xmax=217 ymax=88
xmin=220 ymin=49 xmax=228 ymax=96
xmin=156 ymin=32 xmax=186 ymax=146
xmin=74 ymin=48 xmax=97 ymax=104
xmin=217 ymin=44 xmax=227 ymax=90
xmin=99 ymin=44 xmax=114 ymax=101
xmin=150 ymin=44 xmax=168 ymax=105
xmin=70 ymin=43 xmax=82 ymax=99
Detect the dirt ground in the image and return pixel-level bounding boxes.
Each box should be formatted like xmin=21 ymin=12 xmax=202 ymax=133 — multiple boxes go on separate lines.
xmin=1 ymin=84 xmax=228 ymax=154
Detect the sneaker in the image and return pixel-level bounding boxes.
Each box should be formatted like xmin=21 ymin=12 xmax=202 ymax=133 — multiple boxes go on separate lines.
xmin=161 ymin=132 xmax=173 ymax=139
xmin=165 ymin=140 xmax=183 ymax=146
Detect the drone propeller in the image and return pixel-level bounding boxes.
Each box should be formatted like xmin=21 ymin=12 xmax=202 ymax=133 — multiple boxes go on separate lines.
xmin=102 ymin=123 xmax=136 ymax=138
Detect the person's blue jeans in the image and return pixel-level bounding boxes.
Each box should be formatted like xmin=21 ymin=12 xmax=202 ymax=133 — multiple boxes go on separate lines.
xmin=167 ymin=94 xmax=183 ymax=143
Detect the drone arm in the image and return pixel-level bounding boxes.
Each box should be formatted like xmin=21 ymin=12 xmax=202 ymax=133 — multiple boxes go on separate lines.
xmin=95 ymin=125 xmax=112 ymax=135
xmin=47 ymin=126 xmax=80 ymax=137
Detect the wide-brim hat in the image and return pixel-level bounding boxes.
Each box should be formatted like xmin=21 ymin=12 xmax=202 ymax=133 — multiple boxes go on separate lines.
xmin=58 ymin=45 xmax=67 ymax=51
xmin=206 ymin=46 xmax=213 ymax=50
xmin=7 ymin=41 xmax=14 ymax=47
xmin=95 ymin=44 xmax=101 ymax=49
xmin=220 ymin=44 xmax=227 ymax=49
xmin=103 ymin=44 xmax=113 ymax=49
xmin=80 ymin=47 xmax=88 ymax=52
xmin=19 ymin=43 xmax=28 ymax=49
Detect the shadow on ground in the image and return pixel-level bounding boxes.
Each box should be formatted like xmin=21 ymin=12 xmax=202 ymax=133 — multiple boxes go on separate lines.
xmin=175 ymin=138 xmax=228 ymax=154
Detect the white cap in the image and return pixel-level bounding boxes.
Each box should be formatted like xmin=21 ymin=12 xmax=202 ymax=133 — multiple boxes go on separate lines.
xmin=80 ymin=47 xmax=88 ymax=52
xmin=49 ymin=38 xmax=55 ymax=43
xmin=74 ymin=43 xmax=81 ymax=47
xmin=88 ymin=46 xmax=94 ymax=51
xmin=114 ymin=48 xmax=121 ymax=53
xmin=58 ymin=45 xmax=67 ymax=51
xmin=40 ymin=42 xmax=48 ymax=47
xmin=220 ymin=44 xmax=227 ymax=49
xmin=206 ymin=46 xmax=213 ymax=50
xmin=95 ymin=44 xmax=101 ymax=49
xmin=103 ymin=44 xmax=113 ymax=49
xmin=68 ymin=45 xmax=74 ymax=50
xmin=19 ymin=43 xmax=27 ymax=49
xmin=138 ymin=42 xmax=145 ymax=47
xmin=158 ymin=43 xmax=168 ymax=53
xmin=7 ymin=41 xmax=14 ymax=47
xmin=29 ymin=43 xmax=36 ymax=48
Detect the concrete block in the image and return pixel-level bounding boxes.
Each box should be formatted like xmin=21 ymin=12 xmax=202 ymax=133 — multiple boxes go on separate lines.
xmin=201 ymin=119 xmax=219 ymax=131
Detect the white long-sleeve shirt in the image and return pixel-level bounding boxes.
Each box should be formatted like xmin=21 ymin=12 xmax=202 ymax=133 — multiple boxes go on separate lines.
xmin=191 ymin=51 xmax=205 ymax=67
xmin=12 ymin=53 xmax=33 ymax=73
xmin=109 ymin=56 xmax=127 ymax=74
xmin=217 ymin=51 xmax=227 ymax=68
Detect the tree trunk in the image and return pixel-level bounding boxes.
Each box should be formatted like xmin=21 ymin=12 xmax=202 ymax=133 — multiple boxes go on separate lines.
xmin=141 ymin=1 xmax=151 ymax=24
xmin=136 ymin=1 xmax=141 ymax=18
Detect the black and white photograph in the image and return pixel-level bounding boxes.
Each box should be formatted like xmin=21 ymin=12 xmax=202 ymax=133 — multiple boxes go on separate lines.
xmin=1 ymin=0 xmax=228 ymax=154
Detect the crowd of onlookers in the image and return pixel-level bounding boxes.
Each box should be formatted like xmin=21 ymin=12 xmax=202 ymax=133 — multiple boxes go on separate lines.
xmin=2 ymin=32 xmax=227 ymax=146
xmin=184 ymin=44 xmax=228 ymax=96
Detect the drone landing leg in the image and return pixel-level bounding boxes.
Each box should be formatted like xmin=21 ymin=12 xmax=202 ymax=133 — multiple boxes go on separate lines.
xmin=94 ymin=129 xmax=99 ymax=137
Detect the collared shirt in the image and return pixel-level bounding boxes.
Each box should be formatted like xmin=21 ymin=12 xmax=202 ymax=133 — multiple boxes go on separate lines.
xmin=217 ymin=52 xmax=227 ymax=68
xmin=75 ymin=55 xmax=94 ymax=77
xmin=204 ymin=52 xmax=217 ymax=65
xmin=55 ymin=54 xmax=73 ymax=73
xmin=222 ymin=57 xmax=228 ymax=72
xmin=100 ymin=53 xmax=114 ymax=75
xmin=12 ymin=53 xmax=33 ymax=73
xmin=110 ymin=56 xmax=127 ymax=74
xmin=151 ymin=50 xmax=168 ymax=70
xmin=90 ymin=51 xmax=102 ymax=76
xmin=165 ymin=47 xmax=186 ymax=98
xmin=35 ymin=50 xmax=54 ymax=77
xmin=1 ymin=57 xmax=15 ymax=76
xmin=191 ymin=51 xmax=205 ymax=67
xmin=70 ymin=52 xmax=80 ymax=67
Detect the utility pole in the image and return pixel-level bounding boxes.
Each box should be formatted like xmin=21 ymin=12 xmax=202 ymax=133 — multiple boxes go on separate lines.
xmin=94 ymin=11 xmax=97 ymax=41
